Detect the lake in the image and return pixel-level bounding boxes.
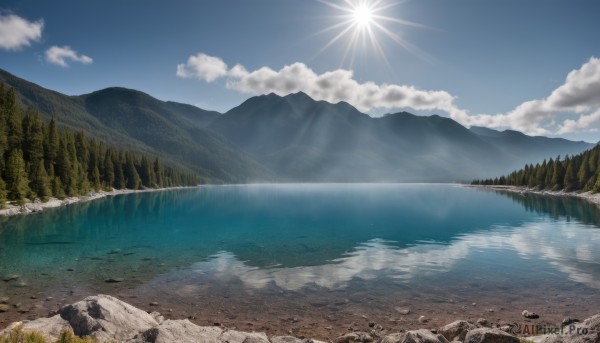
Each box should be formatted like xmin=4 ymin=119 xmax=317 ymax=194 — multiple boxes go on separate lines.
xmin=1 ymin=184 xmax=599 ymax=339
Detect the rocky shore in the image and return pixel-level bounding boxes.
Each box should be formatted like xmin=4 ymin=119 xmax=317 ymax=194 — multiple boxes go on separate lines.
xmin=0 ymin=186 xmax=196 ymax=217
xmin=0 ymin=295 xmax=598 ymax=343
xmin=469 ymin=184 xmax=600 ymax=207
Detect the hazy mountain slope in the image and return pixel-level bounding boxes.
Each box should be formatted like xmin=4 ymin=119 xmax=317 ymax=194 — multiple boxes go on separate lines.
xmin=0 ymin=68 xmax=268 ymax=182
xmin=470 ymin=126 xmax=592 ymax=164
xmin=210 ymin=92 xmax=594 ymax=182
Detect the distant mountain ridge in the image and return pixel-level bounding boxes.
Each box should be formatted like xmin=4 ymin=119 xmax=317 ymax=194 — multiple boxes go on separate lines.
xmin=0 ymin=68 xmax=594 ymax=182
xmin=209 ymin=92 xmax=593 ymax=181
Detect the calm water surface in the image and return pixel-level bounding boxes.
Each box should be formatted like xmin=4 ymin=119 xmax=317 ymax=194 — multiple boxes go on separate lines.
xmin=1 ymin=184 xmax=599 ymax=337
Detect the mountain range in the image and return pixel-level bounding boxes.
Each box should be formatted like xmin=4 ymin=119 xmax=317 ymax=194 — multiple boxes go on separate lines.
xmin=0 ymin=68 xmax=594 ymax=182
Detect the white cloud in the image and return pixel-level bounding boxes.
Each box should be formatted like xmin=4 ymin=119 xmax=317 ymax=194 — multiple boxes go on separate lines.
xmin=177 ymin=53 xmax=600 ymax=136
xmin=0 ymin=14 xmax=43 ymax=50
xmin=45 ymin=46 xmax=93 ymax=67
xmin=176 ymin=53 xmax=228 ymax=82
xmin=456 ymin=57 xmax=600 ymax=135
xmin=176 ymin=52 xmax=468 ymax=116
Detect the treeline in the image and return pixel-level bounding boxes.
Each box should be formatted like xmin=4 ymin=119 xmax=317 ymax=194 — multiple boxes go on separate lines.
xmin=0 ymin=84 xmax=198 ymax=207
xmin=472 ymin=144 xmax=600 ymax=192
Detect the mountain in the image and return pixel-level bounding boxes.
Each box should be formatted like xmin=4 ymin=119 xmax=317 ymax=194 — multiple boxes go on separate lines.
xmin=1 ymin=68 xmax=593 ymax=183
xmin=0 ymin=68 xmax=268 ymax=183
xmin=209 ymin=92 xmax=594 ymax=182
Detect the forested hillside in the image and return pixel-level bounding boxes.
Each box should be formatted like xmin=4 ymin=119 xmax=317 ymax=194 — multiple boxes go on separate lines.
xmin=0 ymin=84 xmax=197 ymax=207
xmin=472 ymin=144 xmax=600 ymax=192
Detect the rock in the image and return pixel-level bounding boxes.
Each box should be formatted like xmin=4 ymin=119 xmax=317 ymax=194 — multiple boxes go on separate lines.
xmin=0 ymin=315 xmax=70 ymax=342
xmin=59 ymin=294 xmax=158 ymax=341
xmin=149 ymin=302 xmax=159 ymax=306
xmin=149 ymin=311 xmax=164 ymax=324
xmin=271 ymin=336 xmax=311 ymax=343
xmin=582 ymin=314 xmax=600 ymax=331
xmin=522 ymin=310 xmax=539 ymax=319
xmin=396 ymin=307 xmax=411 ymax=315
xmin=419 ymin=316 xmax=429 ymax=323
xmin=105 ymin=277 xmax=124 ymax=283
xmin=527 ymin=314 xmax=600 ymax=343
xmin=0 ymin=304 xmax=10 ymax=312
xmin=561 ymin=317 xmax=579 ymax=326
xmin=380 ymin=333 xmax=406 ymax=343
xmin=476 ymin=319 xmax=489 ymax=327
xmin=132 ymin=320 xmax=221 ymax=343
xmin=3 ymin=275 xmax=19 ymax=282
xmin=439 ymin=320 xmax=477 ymax=341
xmin=464 ymin=328 xmax=519 ymax=343
xmin=0 ymin=296 xmax=9 ymax=304
xmin=132 ymin=319 xmax=271 ymax=343
xmin=334 ymin=332 xmax=373 ymax=343
xmin=219 ymin=329 xmax=271 ymax=343
xmin=381 ymin=329 xmax=449 ymax=343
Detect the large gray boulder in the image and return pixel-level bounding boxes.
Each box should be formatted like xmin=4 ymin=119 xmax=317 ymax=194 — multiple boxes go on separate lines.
xmin=131 ymin=319 xmax=270 ymax=343
xmin=59 ymin=294 xmax=158 ymax=341
xmin=0 ymin=315 xmax=70 ymax=342
xmin=464 ymin=328 xmax=519 ymax=343
xmin=439 ymin=320 xmax=478 ymax=341
xmin=380 ymin=329 xmax=449 ymax=343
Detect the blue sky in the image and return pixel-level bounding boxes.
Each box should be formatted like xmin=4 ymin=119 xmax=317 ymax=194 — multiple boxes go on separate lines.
xmin=1 ymin=0 xmax=600 ymax=141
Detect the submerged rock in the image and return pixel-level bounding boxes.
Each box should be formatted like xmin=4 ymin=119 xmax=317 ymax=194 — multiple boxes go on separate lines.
xmin=522 ymin=310 xmax=540 ymax=319
xmin=105 ymin=277 xmax=125 ymax=283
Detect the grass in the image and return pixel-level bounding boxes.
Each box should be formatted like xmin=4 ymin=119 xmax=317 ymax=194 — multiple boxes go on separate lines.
xmin=0 ymin=326 xmax=113 ymax=343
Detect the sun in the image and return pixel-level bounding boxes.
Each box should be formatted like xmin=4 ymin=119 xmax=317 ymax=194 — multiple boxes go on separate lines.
xmin=353 ymin=4 xmax=373 ymax=28
xmin=316 ymin=0 xmax=428 ymax=66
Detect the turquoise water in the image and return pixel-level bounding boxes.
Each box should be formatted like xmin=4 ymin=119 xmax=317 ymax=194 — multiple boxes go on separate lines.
xmin=1 ymin=184 xmax=600 ymax=331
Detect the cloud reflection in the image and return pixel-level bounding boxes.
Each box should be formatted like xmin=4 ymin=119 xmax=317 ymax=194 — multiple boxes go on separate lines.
xmin=190 ymin=220 xmax=600 ymax=290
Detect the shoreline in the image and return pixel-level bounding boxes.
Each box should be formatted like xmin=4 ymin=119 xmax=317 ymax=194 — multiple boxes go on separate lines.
xmin=467 ymin=184 xmax=600 ymax=207
xmin=0 ymin=186 xmax=199 ymax=218
xmin=0 ymin=294 xmax=598 ymax=343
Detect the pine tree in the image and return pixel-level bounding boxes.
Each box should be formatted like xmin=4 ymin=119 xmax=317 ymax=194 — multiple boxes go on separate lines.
xmin=577 ymin=154 xmax=591 ymax=190
xmin=30 ymin=161 xmax=51 ymax=202
xmin=551 ymin=156 xmax=565 ymax=190
xmin=0 ymin=176 xmax=7 ymax=208
xmin=563 ymin=159 xmax=576 ymax=191
xmin=4 ymin=88 xmax=22 ymax=152
xmin=45 ymin=116 xmax=60 ymax=169
xmin=124 ymin=153 xmax=141 ymax=189
xmin=5 ymin=149 xmax=30 ymax=205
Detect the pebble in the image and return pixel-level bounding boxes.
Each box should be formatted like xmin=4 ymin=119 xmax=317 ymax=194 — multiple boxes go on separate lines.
xmin=0 ymin=297 xmax=9 ymax=304
xmin=3 ymin=275 xmax=19 ymax=282
xmin=149 ymin=302 xmax=159 ymax=306
xmin=0 ymin=304 xmax=10 ymax=312
xmin=418 ymin=315 xmax=428 ymax=323
xmin=105 ymin=278 xmax=124 ymax=283
xmin=522 ymin=310 xmax=540 ymax=319
xmin=395 ymin=307 xmax=411 ymax=315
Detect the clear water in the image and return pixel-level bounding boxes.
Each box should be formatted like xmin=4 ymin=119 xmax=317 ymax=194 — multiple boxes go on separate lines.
xmin=1 ymin=184 xmax=599 ymax=335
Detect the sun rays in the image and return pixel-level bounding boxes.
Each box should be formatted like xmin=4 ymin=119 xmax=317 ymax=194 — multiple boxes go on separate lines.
xmin=316 ymin=0 xmax=428 ymax=67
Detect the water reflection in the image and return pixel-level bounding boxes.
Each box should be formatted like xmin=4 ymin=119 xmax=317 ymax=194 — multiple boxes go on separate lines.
xmin=1 ymin=185 xmax=600 ymax=298
xmin=185 ymin=218 xmax=600 ymax=291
